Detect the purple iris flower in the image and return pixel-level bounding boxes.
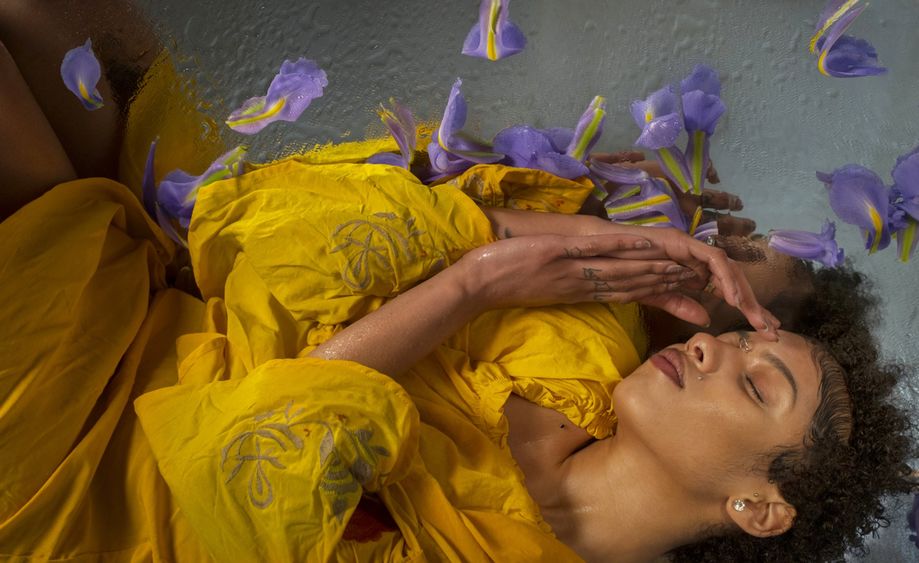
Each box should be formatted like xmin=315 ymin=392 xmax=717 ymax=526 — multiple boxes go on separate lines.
xmin=810 ymin=1 xmax=886 ymax=78
xmin=462 ymin=0 xmax=526 ymax=61
xmin=768 ymin=221 xmax=845 ymax=268
xmin=889 ymin=146 xmax=919 ymax=261
xmin=681 ymin=65 xmax=725 ymax=194
xmin=566 ymin=96 xmax=606 ymax=162
xmin=367 ymin=99 xmax=416 ymax=169
xmin=492 ymin=126 xmax=588 ymax=179
xmin=427 ymin=78 xmax=504 ymax=177
xmin=817 ymin=165 xmax=890 ymax=253
xmin=631 ymin=85 xmax=683 ymax=150
xmin=592 ymin=162 xmax=686 ymax=230
xmin=142 ymin=140 xmax=247 ymax=245
xmin=226 ymin=58 xmax=328 ymax=135
xmin=60 ymin=39 xmax=104 ymax=110
xmin=630 ymin=85 xmax=692 ymax=194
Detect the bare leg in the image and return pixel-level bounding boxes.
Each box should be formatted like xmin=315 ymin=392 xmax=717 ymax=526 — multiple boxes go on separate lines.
xmin=0 ymin=0 xmax=161 ymax=179
xmin=0 ymin=40 xmax=76 ymax=219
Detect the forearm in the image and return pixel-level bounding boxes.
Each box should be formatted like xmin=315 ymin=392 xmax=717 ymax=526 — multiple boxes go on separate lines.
xmin=308 ymin=261 xmax=484 ymax=377
xmin=482 ymin=206 xmax=624 ymax=239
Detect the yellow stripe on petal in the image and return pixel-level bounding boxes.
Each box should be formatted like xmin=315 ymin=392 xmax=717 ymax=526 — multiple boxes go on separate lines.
xmin=809 ymin=0 xmax=861 ymax=53
xmin=817 ymin=49 xmax=831 ymax=76
xmin=659 ymin=149 xmax=690 ymax=192
xmin=689 ymin=206 xmax=703 ymax=235
xmin=226 ymin=98 xmax=287 ymax=127
xmin=77 ymin=80 xmax=101 ymax=107
xmin=690 ymin=131 xmax=706 ymax=194
xmin=867 ymin=203 xmax=884 ymax=254
xmin=899 ymin=220 xmax=917 ymax=262
xmin=487 ymin=0 xmax=501 ymax=61
xmin=624 ymin=215 xmax=671 ymax=226
xmin=571 ymin=105 xmax=607 ymax=160
xmin=605 ymin=194 xmax=672 ymax=215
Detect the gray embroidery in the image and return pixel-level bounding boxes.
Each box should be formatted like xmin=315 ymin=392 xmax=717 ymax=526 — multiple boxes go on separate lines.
xmin=220 ymin=400 xmax=391 ymax=521
xmin=329 ymin=212 xmax=425 ymax=291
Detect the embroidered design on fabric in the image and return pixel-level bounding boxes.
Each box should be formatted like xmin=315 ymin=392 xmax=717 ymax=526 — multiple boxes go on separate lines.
xmin=220 ymin=400 xmax=391 ymax=521
xmin=330 ymin=212 xmax=446 ymax=291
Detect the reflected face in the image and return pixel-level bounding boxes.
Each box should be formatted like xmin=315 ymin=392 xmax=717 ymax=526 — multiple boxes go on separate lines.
xmin=613 ymin=330 xmax=822 ymax=494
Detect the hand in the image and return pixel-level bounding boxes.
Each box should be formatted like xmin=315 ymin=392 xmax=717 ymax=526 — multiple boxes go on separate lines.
xmin=592 ymin=226 xmax=781 ymax=340
xmin=590 ymin=152 xmax=756 ymax=237
xmin=455 ymin=233 xmax=701 ymax=318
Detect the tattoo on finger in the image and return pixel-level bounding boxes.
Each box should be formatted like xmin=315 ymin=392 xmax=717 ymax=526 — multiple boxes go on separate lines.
xmin=583 ymin=267 xmax=602 ymax=280
xmin=593 ymin=281 xmax=614 ymax=292
xmin=565 ymin=247 xmax=585 ymax=258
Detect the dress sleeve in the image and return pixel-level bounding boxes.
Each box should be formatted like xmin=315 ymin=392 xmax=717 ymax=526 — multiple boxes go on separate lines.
xmin=187 ymin=159 xmax=496 ymax=370
xmin=135 ymin=357 xmax=419 ymax=563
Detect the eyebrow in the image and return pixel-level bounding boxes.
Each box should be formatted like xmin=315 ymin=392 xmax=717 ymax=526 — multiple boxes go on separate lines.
xmin=764 ymin=352 xmax=798 ymax=406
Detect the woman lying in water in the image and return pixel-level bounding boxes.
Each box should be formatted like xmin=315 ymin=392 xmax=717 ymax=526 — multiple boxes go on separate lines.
xmin=0 ymin=2 xmax=915 ymax=562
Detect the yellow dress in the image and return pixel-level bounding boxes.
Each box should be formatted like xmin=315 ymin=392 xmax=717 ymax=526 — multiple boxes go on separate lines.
xmin=0 ymin=60 xmax=646 ymax=562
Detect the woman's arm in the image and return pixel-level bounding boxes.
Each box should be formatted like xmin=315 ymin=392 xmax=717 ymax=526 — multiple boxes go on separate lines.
xmin=308 ymin=232 xmax=673 ymax=376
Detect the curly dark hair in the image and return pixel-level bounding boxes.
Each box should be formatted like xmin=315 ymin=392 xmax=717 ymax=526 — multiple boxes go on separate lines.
xmin=670 ymin=263 xmax=918 ymax=562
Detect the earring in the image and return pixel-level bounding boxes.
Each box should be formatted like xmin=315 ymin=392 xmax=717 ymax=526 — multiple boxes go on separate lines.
xmin=732 ymin=499 xmax=746 ymax=512
xmin=697 ymin=375 xmax=703 ymax=381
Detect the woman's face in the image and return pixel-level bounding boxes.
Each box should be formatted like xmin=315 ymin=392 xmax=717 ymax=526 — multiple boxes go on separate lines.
xmin=613 ymin=329 xmax=822 ymax=495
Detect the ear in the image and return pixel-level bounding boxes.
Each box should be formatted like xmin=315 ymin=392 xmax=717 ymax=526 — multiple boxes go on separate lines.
xmin=725 ymin=497 xmax=797 ymax=538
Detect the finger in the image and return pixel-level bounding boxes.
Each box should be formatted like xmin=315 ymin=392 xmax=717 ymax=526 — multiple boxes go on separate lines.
xmin=706 ymin=161 xmax=720 ymax=184
xmin=638 ymin=292 xmax=712 ymax=327
xmin=584 ymin=270 xmax=696 ymax=293
xmin=590 ymin=150 xmax=646 ymax=164
xmin=700 ymin=211 xmax=756 ymax=237
xmin=576 ymin=259 xmax=692 ymax=281
xmin=700 ymin=188 xmax=743 ymax=211
xmin=561 ymin=234 xmax=652 ymax=258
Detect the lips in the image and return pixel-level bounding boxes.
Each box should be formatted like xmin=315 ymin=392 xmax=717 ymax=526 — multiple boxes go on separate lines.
xmin=651 ymin=348 xmax=684 ymax=388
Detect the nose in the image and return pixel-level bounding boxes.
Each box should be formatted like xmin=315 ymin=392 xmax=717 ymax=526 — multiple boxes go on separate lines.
xmin=686 ymin=332 xmax=727 ymax=374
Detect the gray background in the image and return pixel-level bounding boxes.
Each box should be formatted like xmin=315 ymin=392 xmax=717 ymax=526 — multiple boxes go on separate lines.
xmin=135 ymin=0 xmax=919 ymax=559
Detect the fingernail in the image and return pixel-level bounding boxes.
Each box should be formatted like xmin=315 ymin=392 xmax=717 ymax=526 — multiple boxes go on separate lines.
xmin=680 ymin=270 xmax=697 ymax=280
xmin=667 ymin=281 xmax=681 ymax=290
xmin=730 ymin=195 xmax=743 ymax=210
xmin=635 ymin=240 xmax=652 ymax=249
xmin=666 ymin=265 xmax=683 ymax=274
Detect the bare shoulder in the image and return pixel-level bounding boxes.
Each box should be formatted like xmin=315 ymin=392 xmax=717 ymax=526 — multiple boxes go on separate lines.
xmin=504 ymin=394 xmax=595 ymax=501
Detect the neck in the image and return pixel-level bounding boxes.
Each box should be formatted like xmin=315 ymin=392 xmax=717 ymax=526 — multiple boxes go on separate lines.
xmin=540 ymin=434 xmax=719 ymax=562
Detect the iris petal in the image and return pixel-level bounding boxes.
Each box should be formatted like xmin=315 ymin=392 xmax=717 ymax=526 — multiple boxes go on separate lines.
xmin=768 ymin=221 xmax=845 ymax=268
xmin=810 ymin=0 xmax=862 ymax=53
xmin=367 ymin=99 xmax=416 ymax=169
xmin=604 ymin=178 xmax=688 ymax=231
xmin=817 ymin=165 xmax=890 ymax=252
xmin=492 ymin=126 xmax=587 ymax=179
xmin=895 ymin=219 xmax=919 ymax=263
xmin=680 ymin=64 xmax=722 ymax=97
xmin=462 ymin=0 xmax=526 ymax=61
xmin=60 ymin=39 xmax=104 ymax=111
xmin=566 ymin=96 xmax=606 ymax=162
xmin=226 ymin=58 xmax=327 ymax=134
xmin=157 ymin=146 xmax=247 ymax=229
xmin=433 ymin=79 xmax=504 ymax=168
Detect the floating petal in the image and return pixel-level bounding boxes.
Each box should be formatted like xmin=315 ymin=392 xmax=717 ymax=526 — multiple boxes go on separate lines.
xmin=60 ymin=39 xmax=104 ymax=111
xmin=817 ymin=165 xmax=890 ymax=253
xmin=810 ymin=0 xmax=862 ymax=54
xmin=566 ymin=96 xmax=606 ymax=162
xmin=427 ymin=134 xmax=475 ymax=177
xmin=462 ymin=0 xmax=526 ymax=61
xmin=226 ymin=58 xmax=328 ymax=134
xmin=588 ymin=160 xmax=651 ymax=186
xmin=630 ymin=85 xmax=683 ymax=150
xmin=157 ymin=146 xmax=247 ymax=228
xmin=768 ymin=220 xmax=845 ymax=268
xmin=367 ymin=99 xmax=416 ymax=169
xmin=891 ymin=145 xmax=919 ymax=201
xmin=542 ymin=127 xmax=575 ymax=153
xmin=654 ymin=145 xmax=693 ymax=194
xmin=692 ymin=220 xmax=719 ymax=242
xmin=818 ymin=35 xmax=887 ymax=78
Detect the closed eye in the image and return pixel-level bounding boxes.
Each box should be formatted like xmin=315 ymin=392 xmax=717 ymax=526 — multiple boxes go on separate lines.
xmin=745 ymin=374 xmax=765 ymax=404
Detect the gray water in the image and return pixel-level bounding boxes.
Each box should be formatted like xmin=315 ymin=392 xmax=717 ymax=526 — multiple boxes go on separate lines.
xmin=136 ymin=0 xmax=919 ymax=559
